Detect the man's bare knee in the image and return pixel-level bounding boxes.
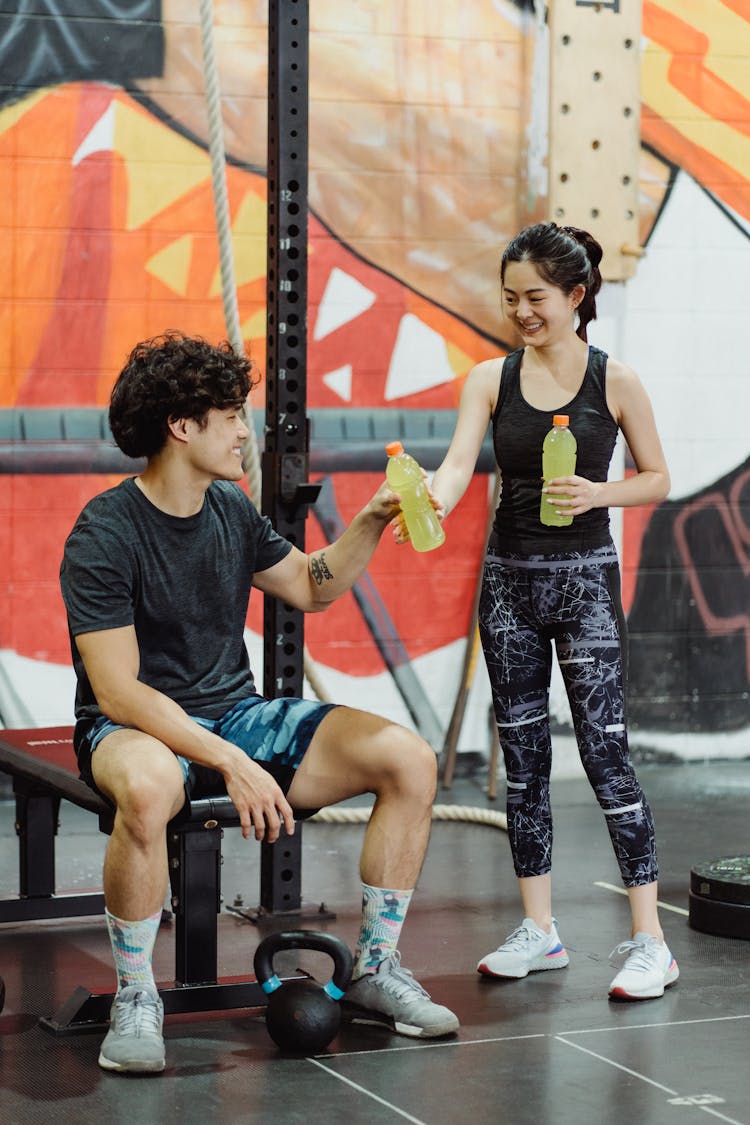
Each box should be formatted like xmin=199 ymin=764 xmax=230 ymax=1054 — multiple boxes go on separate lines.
xmin=112 ymin=771 xmax=183 ymax=843
xmin=378 ymin=727 xmax=437 ymax=805
xmin=97 ymin=747 xmax=185 ymax=842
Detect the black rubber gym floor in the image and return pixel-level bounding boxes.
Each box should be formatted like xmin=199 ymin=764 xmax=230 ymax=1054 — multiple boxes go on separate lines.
xmin=2 ymin=759 xmax=749 ymax=1124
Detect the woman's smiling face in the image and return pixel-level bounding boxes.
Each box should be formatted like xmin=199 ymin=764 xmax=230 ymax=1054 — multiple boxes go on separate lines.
xmin=502 ymin=259 xmax=584 ymax=346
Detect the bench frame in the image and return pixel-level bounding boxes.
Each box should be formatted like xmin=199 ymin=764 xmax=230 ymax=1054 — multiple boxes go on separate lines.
xmin=0 ymin=727 xmax=299 ymax=1034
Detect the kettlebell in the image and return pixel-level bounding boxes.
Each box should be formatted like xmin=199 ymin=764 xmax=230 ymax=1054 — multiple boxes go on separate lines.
xmin=254 ymin=930 xmax=353 ymax=1054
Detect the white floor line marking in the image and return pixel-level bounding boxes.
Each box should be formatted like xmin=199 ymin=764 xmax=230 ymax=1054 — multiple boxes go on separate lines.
xmin=699 ymin=1110 xmax=748 ymax=1125
xmin=555 ymin=1037 xmax=746 ymax=1125
xmin=594 ymin=880 xmax=689 ymax=915
xmin=318 ymin=1025 xmax=747 ymax=1121
xmin=556 ymin=1035 xmax=678 ymax=1093
xmin=307 ymin=1057 xmax=428 ymax=1124
xmin=560 ymin=1013 xmax=750 ymax=1036
xmin=322 ymin=1016 xmax=749 ymax=1059
xmin=322 ymin=1033 xmax=545 ymax=1058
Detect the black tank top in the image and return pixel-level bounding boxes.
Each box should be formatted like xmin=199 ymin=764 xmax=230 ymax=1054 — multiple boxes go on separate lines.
xmin=490 ymin=345 xmax=619 ymax=552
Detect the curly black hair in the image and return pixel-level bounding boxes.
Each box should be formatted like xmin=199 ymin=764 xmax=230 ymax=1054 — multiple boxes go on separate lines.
xmin=109 ymin=332 xmax=259 ymax=459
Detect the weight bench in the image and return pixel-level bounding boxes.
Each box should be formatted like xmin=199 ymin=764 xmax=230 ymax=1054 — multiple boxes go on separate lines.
xmin=0 ymin=726 xmax=287 ymax=1034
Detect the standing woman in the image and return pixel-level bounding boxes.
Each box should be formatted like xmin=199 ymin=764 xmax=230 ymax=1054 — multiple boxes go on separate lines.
xmin=429 ymin=222 xmax=679 ymax=1000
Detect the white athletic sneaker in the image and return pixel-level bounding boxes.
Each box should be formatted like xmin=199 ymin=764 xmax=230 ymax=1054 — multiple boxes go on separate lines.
xmin=98 ymin=984 xmax=166 ymax=1073
xmin=608 ymin=933 xmax=680 ymax=1000
xmin=477 ymin=917 xmax=569 ymax=979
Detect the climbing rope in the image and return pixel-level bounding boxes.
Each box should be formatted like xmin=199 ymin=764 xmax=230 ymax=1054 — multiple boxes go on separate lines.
xmin=198 ymin=0 xmax=262 ymax=500
xmin=311 ymin=804 xmax=507 ymax=831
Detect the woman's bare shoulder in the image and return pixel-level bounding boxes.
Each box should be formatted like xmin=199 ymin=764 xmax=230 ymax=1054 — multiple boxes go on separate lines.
xmin=463 ymin=355 xmax=507 ymax=412
xmin=604 ymin=354 xmax=640 ymax=384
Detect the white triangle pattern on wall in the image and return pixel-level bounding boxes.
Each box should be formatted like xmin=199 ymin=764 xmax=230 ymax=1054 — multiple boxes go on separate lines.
xmin=322 ymin=364 xmax=353 ymax=401
xmin=384 ymin=313 xmax=455 ymax=400
xmin=313 ymin=267 xmax=376 ymax=340
xmin=72 ymin=102 xmax=115 ymax=165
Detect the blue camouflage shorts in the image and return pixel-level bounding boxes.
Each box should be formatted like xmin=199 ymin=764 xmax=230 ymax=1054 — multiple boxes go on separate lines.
xmin=81 ymin=694 xmax=337 ymax=800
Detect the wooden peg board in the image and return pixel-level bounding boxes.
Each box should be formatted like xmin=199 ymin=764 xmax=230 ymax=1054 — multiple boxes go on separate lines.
xmin=547 ymin=1 xmax=643 ymax=280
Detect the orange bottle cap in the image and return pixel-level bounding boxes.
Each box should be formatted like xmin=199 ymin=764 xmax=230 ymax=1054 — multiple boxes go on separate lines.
xmin=553 ymin=415 xmax=569 ymax=426
xmin=385 ymin=441 xmax=404 ymax=456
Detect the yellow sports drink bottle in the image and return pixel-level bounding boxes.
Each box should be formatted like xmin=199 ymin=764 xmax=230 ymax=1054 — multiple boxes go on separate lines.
xmin=540 ymin=415 xmax=577 ymax=527
xmin=385 ymin=441 xmax=445 ymax=552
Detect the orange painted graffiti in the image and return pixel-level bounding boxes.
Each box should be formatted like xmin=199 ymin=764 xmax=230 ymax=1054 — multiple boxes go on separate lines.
xmin=642 ymin=0 xmax=750 ymax=220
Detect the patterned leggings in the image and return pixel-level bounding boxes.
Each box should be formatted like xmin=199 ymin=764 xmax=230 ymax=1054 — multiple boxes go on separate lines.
xmin=478 ymin=543 xmax=657 ymax=887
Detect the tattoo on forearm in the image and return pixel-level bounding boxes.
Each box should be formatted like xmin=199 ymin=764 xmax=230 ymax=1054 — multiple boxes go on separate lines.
xmin=311 ymin=552 xmax=334 ymax=586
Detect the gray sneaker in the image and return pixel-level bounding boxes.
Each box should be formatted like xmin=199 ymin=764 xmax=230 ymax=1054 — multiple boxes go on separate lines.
xmin=98 ymin=984 xmax=166 ymax=1073
xmin=342 ymin=952 xmax=459 ymax=1039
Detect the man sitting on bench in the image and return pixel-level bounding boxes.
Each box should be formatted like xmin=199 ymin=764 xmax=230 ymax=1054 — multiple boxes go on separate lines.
xmin=59 ymin=331 xmax=459 ymax=1074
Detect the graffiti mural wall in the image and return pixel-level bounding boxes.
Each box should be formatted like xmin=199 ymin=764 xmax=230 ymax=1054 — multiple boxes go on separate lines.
xmin=0 ymin=1 xmax=748 ymax=761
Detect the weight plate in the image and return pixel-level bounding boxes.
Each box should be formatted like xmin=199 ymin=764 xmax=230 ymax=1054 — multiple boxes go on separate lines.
xmin=688 ymin=890 xmax=750 ymax=940
xmin=689 ymin=856 xmax=750 ymax=906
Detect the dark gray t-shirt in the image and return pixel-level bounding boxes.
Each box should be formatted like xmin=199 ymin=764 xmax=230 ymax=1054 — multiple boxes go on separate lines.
xmin=60 ymin=477 xmax=292 ymax=741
